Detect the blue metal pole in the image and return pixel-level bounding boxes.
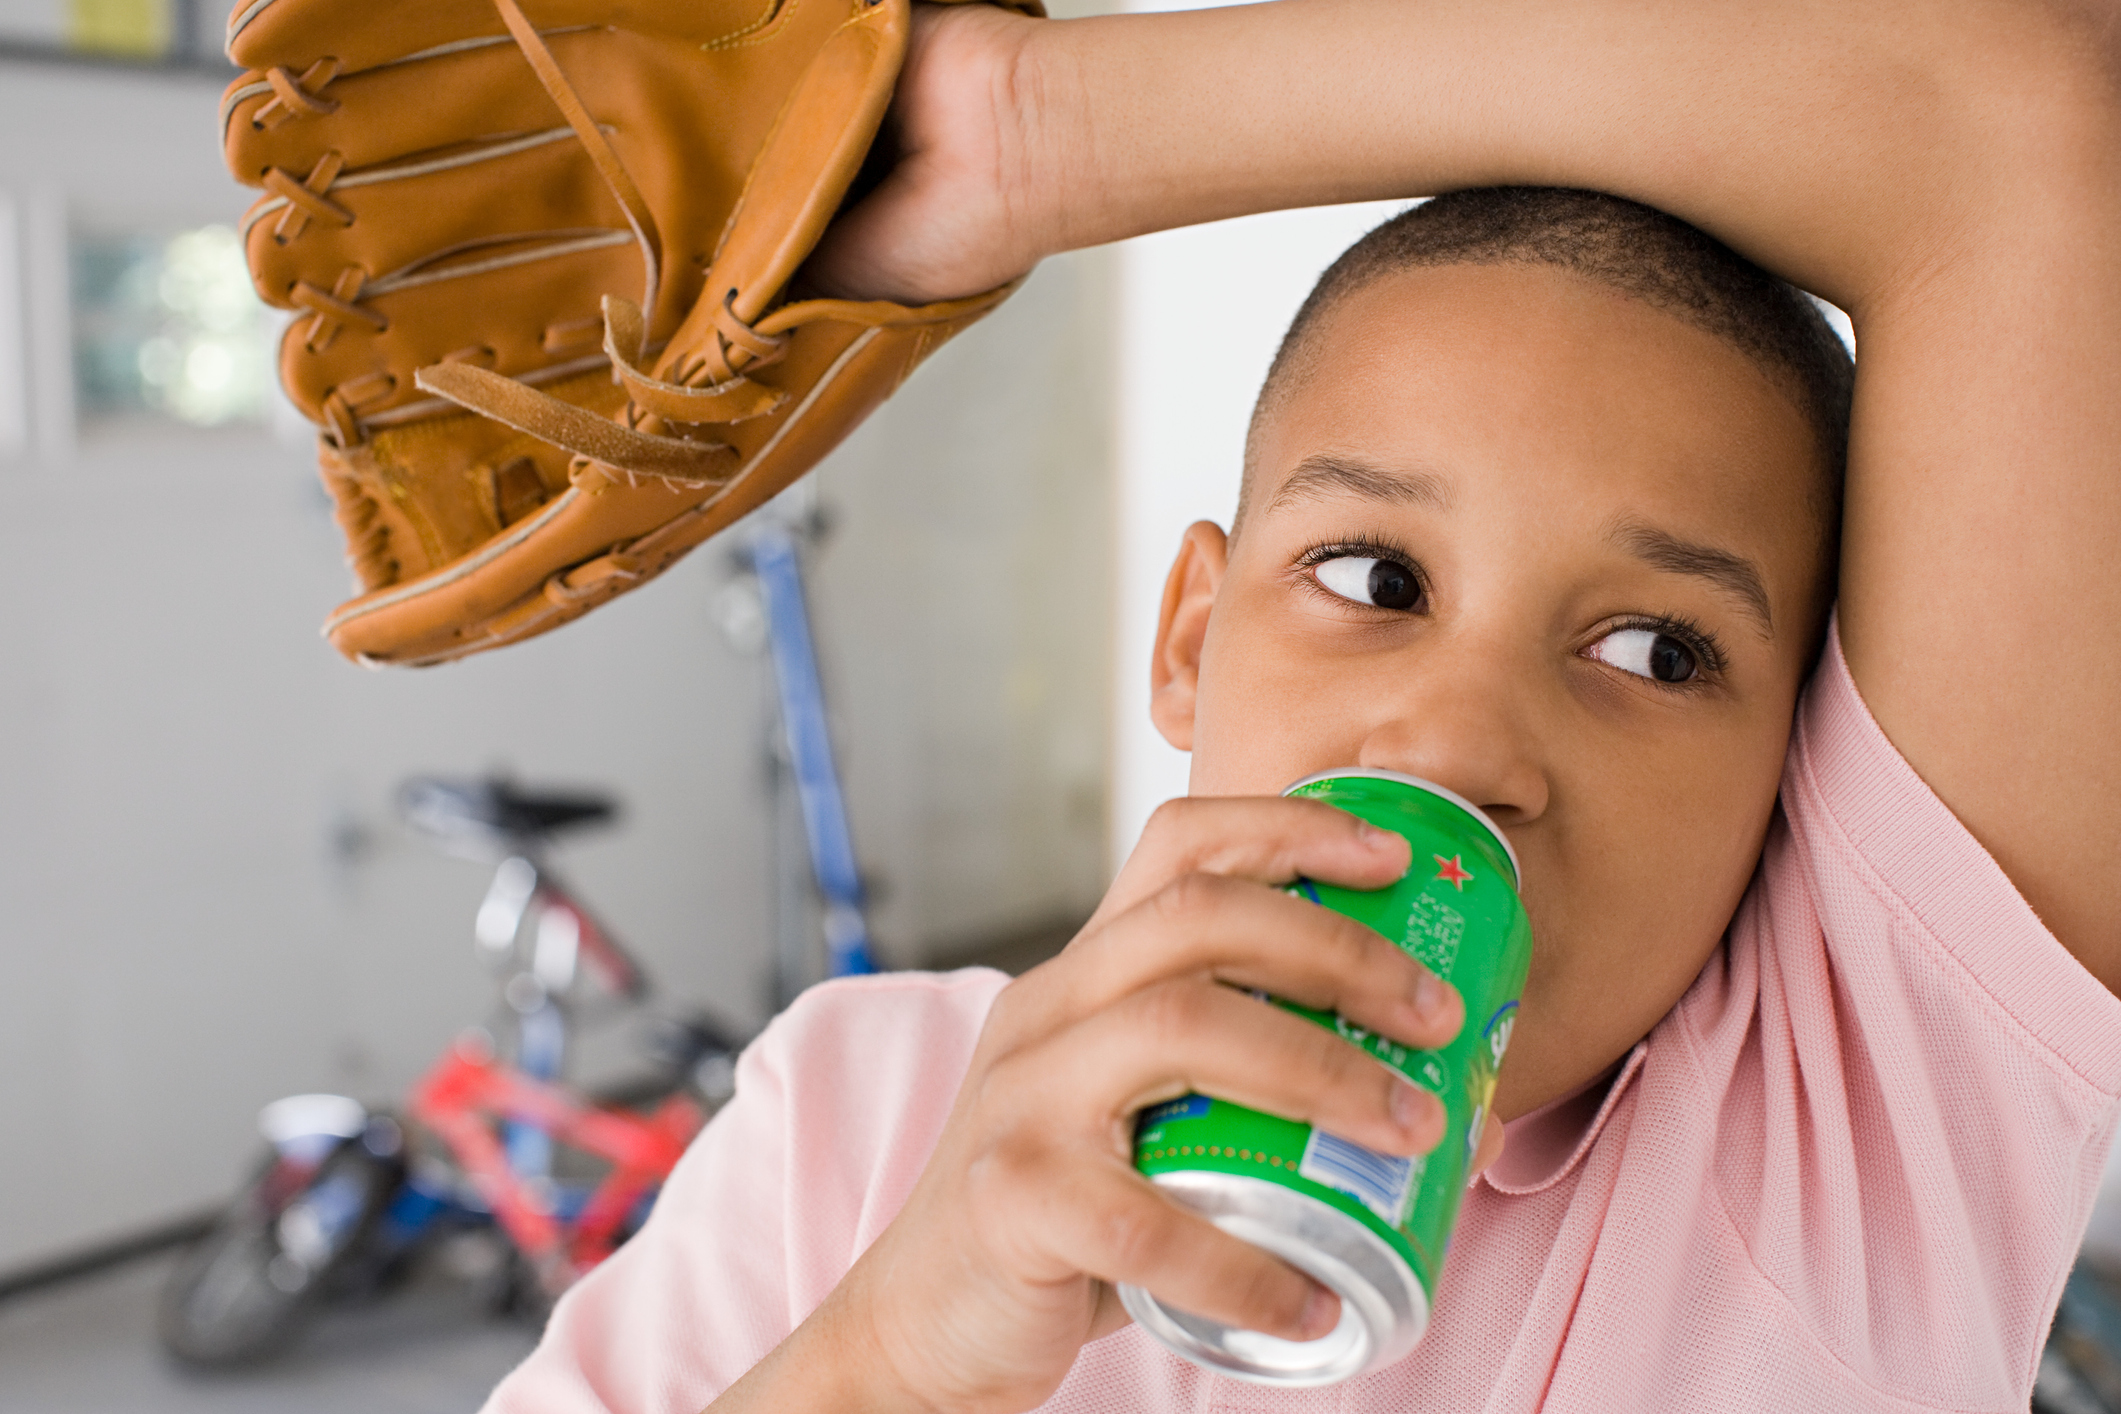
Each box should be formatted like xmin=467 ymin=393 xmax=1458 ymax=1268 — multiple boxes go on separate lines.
xmin=749 ymin=521 xmax=877 ymax=978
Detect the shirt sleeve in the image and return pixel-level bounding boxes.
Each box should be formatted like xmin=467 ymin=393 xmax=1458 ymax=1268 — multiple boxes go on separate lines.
xmin=1668 ymin=620 xmax=2121 ymax=1407
xmin=480 ymin=968 xmax=1009 ymax=1414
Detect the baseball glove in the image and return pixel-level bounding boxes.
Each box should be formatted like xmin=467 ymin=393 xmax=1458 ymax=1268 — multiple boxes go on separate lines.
xmin=222 ymin=0 xmax=1034 ymax=666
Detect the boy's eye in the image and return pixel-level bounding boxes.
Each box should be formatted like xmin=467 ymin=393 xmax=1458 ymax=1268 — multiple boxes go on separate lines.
xmin=1313 ymin=556 xmax=1423 ymax=611
xmin=1588 ymin=628 xmax=1698 ymax=683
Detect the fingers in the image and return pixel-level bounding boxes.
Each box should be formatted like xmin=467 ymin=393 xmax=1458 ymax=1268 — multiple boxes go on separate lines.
xmin=1016 ymin=1158 xmax=1341 ymax=1342
xmin=1030 ymin=871 xmax=1461 ymax=1061
xmin=1002 ymin=979 xmax=1447 ymax=1159
xmin=980 ymin=980 xmax=1454 ymax=1342
xmin=1094 ymin=796 xmax=1412 ymax=926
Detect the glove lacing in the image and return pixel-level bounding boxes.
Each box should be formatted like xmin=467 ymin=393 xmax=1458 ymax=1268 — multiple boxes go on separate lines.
xmin=410 ymin=0 xmax=791 ymax=487
xmin=253 ymin=0 xmax=800 ymax=483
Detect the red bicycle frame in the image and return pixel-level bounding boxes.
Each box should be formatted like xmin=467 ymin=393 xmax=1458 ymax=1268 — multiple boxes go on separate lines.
xmin=411 ymin=1036 xmax=703 ymax=1288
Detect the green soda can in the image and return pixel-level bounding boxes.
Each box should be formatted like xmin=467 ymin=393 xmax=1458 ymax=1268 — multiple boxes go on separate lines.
xmin=1118 ymin=769 xmax=1531 ymax=1386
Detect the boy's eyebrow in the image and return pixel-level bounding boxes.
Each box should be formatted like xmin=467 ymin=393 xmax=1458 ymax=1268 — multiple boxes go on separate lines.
xmin=1610 ymin=520 xmax=1774 ymax=636
xmin=1265 ymin=455 xmax=1452 ymax=513
xmin=1259 ymin=460 xmax=1774 ymax=635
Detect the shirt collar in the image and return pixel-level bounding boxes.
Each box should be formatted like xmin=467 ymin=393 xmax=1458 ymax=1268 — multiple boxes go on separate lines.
xmin=1479 ymin=1040 xmax=1647 ymax=1196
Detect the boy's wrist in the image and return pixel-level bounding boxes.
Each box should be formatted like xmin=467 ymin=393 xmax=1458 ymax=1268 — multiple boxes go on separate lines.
xmin=987 ymin=10 xmax=1096 ymax=278
xmin=712 ymin=1284 xmax=938 ymax=1414
xmin=1007 ymin=5 xmax=1392 ymax=264
xmin=1007 ymin=13 xmax=1154 ymax=266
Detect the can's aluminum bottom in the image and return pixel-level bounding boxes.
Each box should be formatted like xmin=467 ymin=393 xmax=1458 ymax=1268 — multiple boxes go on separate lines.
xmin=1118 ymin=1171 xmax=1429 ymax=1387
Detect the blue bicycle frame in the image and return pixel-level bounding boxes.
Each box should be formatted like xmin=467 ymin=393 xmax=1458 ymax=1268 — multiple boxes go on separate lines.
xmin=748 ymin=519 xmax=879 ymax=979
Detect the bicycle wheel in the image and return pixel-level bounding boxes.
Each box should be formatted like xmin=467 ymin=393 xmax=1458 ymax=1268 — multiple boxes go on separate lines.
xmin=158 ymin=1137 xmax=403 ymax=1367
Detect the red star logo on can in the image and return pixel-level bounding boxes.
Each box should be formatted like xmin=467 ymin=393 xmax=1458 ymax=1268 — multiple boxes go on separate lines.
xmin=1433 ymin=854 xmax=1473 ymax=890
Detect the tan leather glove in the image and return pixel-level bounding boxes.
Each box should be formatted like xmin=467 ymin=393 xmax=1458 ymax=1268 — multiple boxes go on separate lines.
xmin=223 ymin=0 xmax=1034 ymax=665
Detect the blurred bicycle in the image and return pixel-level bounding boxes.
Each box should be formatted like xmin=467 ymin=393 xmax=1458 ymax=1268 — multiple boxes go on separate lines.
xmin=161 ymin=492 xmax=883 ymax=1366
xmin=158 ymin=776 xmax=739 ymax=1367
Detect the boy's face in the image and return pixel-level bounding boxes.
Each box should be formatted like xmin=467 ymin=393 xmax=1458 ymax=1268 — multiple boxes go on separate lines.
xmin=1152 ymin=263 xmax=1829 ymax=1120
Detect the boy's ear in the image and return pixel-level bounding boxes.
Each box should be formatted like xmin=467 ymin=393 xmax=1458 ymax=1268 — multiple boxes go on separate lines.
xmin=1150 ymin=520 xmax=1230 ymax=752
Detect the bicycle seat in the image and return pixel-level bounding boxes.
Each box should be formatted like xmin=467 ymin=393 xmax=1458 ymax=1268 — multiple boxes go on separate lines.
xmin=399 ymin=776 xmax=619 ymax=847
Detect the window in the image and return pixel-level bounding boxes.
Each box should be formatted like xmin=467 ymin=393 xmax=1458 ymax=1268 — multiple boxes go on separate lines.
xmin=71 ymin=225 xmax=279 ymax=429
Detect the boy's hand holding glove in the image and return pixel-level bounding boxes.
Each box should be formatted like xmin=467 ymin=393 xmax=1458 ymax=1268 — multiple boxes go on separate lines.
xmin=222 ymin=0 xmax=1036 ymax=666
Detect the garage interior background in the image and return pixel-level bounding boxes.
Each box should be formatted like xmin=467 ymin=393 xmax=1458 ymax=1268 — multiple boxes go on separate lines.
xmin=0 ymin=0 xmax=1411 ymax=1277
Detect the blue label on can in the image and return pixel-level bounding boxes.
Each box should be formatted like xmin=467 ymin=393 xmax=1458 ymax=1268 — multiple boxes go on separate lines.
xmin=1140 ymin=1095 xmax=1212 ymax=1126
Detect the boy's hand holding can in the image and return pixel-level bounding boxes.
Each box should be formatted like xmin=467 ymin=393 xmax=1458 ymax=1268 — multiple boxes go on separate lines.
xmin=722 ymin=795 xmax=1466 ymax=1414
xmin=1124 ymin=772 xmax=1532 ymax=1384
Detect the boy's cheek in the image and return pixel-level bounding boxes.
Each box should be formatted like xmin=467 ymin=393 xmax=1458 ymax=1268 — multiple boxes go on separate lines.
xmin=1187 ymin=631 xmax=1368 ymax=793
xmin=1185 ymin=700 xmax=1351 ymax=798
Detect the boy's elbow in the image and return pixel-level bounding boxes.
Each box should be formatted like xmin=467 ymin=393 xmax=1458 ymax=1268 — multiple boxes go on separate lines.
xmin=1964 ymin=1 xmax=2121 ymax=159
xmin=1870 ymin=2 xmax=2121 ymax=272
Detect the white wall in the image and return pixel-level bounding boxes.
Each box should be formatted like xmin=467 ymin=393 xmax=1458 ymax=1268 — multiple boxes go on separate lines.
xmin=1107 ymin=201 xmax=1408 ymax=864
xmin=0 ymin=60 xmax=1112 ymax=1270
xmin=818 ymin=250 xmax=1115 ymax=960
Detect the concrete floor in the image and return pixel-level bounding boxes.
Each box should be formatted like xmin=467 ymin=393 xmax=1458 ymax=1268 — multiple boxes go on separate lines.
xmin=0 ymin=936 xmax=1071 ymax=1414
xmin=0 ymin=1254 xmax=536 ymax=1414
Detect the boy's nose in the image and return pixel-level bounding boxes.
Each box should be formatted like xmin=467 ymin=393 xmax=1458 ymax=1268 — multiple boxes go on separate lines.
xmin=1353 ymin=639 xmax=1550 ymax=828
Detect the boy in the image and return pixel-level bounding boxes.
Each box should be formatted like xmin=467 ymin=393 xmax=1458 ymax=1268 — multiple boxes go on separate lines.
xmin=488 ymin=0 xmax=2121 ymax=1409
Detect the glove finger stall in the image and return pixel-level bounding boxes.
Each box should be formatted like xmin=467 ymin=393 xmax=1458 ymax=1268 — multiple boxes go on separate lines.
xmin=222 ymin=0 xmax=1041 ymax=665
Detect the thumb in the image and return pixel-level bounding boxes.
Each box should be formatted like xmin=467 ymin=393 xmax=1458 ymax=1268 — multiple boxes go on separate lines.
xmin=1469 ymin=1110 xmax=1506 ymax=1180
xmin=804 ymin=175 xmax=939 ymax=303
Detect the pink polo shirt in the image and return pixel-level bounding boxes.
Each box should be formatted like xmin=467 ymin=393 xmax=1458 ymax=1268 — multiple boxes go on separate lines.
xmin=485 ymin=627 xmax=2121 ymax=1412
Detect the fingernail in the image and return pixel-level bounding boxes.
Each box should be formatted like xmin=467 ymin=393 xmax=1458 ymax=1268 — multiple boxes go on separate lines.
xmin=1414 ymin=969 xmax=1451 ymax=1025
xmin=1390 ymin=1079 xmax=1436 ymax=1139
xmin=1359 ymin=821 xmax=1396 ymax=846
xmin=1298 ymin=1283 xmax=1340 ymax=1339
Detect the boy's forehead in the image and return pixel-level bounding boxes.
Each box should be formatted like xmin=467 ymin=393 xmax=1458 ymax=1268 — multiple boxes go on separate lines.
xmin=1244 ymin=263 xmax=1820 ymax=540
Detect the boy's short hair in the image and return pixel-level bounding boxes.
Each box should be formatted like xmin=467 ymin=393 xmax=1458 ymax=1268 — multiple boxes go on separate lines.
xmin=1243 ymin=188 xmax=1856 ymax=590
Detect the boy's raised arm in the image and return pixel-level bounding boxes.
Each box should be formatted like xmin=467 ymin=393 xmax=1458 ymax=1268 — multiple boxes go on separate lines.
xmin=825 ymin=0 xmax=2121 ymax=983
